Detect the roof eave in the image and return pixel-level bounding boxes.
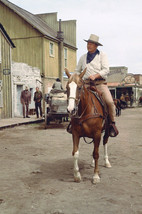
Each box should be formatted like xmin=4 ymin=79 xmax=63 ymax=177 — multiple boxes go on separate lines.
xmin=0 ymin=23 xmax=16 ymax=48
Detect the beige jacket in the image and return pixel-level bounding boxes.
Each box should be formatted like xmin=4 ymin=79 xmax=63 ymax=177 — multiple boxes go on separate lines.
xmin=75 ymin=51 xmax=109 ymax=80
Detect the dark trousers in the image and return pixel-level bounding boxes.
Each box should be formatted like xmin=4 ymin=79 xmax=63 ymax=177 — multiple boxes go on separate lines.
xmin=22 ymin=103 xmax=29 ymax=117
xmin=35 ymin=102 xmax=42 ymax=118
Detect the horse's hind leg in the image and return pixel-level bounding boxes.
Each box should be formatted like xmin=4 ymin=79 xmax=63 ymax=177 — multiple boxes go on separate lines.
xmin=72 ymin=135 xmax=81 ymax=182
xmin=103 ymin=134 xmax=111 ymax=168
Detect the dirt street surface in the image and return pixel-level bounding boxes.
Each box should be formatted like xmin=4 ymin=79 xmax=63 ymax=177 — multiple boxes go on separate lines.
xmin=0 ymin=108 xmax=142 ymax=214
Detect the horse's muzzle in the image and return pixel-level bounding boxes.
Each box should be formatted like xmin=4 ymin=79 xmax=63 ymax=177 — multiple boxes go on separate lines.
xmin=67 ymin=108 xmax=77 ymax=117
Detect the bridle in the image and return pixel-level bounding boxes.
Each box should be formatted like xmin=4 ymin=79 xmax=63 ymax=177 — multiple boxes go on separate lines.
xmin=67 ymin=81 xmax=84 ymax=117
xmin=68 ymin=96 xmax=78 ymax=101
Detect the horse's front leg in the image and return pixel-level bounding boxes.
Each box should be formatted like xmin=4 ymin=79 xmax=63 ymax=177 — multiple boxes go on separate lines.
xmin=72 ymin=134 xmax=81 ymax=182
xmin=92 ymin=134 xmax=101 ymax=184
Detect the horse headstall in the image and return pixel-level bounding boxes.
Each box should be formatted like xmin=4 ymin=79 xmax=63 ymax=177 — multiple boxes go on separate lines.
xmin=66 ymin=81 xmax=85 ymax=117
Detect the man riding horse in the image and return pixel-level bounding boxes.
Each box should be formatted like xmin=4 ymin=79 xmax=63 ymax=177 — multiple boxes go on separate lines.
xmin=67 ymin=34 xmax=118 ymax=137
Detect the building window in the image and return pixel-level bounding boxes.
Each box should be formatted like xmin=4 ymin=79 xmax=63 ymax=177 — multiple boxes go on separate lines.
xmin=64 ymin=48 xmax=68 ymax=67
xmin=49 ymin=42 xmax=54 ymax=57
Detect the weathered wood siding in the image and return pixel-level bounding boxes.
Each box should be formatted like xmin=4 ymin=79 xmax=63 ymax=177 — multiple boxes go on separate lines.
xmin=0 ymin=31 xmax=12 ymax=118
xmin=43 ymin=39 xmax=76 ymax=78
xmin=0 ymin=2 xmax=43 ymax=71
xmin=66 ymin=48 xmax=77 ymax=72
xmin=37 ymin=13 xmax=77 ymax=77
xmin=12 ymin=37 xmax=43 ymax=71
xmin=62 ymin=20 xmax=76 ymax=47
xmin=0 ymin=1 xmax=77 ymax=93
xmin=36 ymin=13 xmax=76 ymax=47
xmin=44 ymin=39 xmax=59 ymax=78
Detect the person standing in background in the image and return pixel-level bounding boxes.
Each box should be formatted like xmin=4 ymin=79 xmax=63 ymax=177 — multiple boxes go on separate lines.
xmin=34 ymin=87 xmax=43 ymax=118
xmin=20 ymin=86 xmax=31 ymax=118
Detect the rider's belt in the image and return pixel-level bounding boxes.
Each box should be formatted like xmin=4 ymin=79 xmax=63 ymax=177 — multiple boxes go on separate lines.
xmin=84 ymin=78 xmax=107 ymax=86
xmin=95 ymin=78 xmax=105 ymax=81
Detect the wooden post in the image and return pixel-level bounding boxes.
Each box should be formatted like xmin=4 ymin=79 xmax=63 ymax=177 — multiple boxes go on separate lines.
xmin=57 ymin=19 xmax=64 ymax=84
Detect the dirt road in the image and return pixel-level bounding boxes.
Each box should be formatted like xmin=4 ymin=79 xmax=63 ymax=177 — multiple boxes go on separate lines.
xmin=0 ymin=108 xmax=142 ymax=214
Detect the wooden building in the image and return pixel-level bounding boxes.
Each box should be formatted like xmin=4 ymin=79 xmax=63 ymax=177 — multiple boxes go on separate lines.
xmin=0 ymin=23 xmax=15 ymax=118
xmin=0 ymin=0 xmax=77 ymax=116
xmin=107 ymin=66 xmax=142 ymax=105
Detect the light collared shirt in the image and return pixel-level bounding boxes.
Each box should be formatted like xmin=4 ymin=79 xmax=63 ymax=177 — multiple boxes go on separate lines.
xmin=52 ymin=81 xmax=63 ymax=90
xmin=75 ymin=51 xmax=109 ymax=80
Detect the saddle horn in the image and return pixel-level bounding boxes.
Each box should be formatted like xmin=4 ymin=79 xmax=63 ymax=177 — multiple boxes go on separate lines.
xmin=79 ymin=68 xmax=87 ymax=79
xmin=65 ymin=68 xmax=71 ymax=78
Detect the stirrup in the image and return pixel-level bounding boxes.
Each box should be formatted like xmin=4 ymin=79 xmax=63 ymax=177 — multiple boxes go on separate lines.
xmin=109 ymin=122 xmax=119 ymax=137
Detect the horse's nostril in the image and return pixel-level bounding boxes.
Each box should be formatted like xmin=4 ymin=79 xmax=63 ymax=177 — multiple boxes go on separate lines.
xmin=70 ymin=108 xmax=76 ymax=116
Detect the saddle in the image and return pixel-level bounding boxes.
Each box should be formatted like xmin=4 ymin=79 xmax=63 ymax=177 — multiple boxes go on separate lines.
xmin=87 ymin=85 xmax=108 ymax=119
xmin=88 ymin=85 xmax=119 ymax=137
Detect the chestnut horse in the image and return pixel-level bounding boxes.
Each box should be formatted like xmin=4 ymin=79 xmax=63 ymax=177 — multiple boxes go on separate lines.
xmin=65 ymin=68 xmax=111 ymax=184
xmin=113 ymin=98 xmax=122 ymax=116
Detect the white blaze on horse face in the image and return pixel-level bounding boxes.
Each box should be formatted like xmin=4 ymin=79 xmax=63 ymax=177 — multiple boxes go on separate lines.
xmin=67 ymin=81 xmax=77 ymax=112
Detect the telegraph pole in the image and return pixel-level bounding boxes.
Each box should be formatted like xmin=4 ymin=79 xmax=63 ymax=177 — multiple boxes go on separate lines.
xmin=57 ymin=19 xmax=64 ymax=84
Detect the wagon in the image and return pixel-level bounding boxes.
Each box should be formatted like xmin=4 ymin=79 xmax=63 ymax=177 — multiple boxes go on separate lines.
xmin=45 ymin=90 xmax=69 ymax=128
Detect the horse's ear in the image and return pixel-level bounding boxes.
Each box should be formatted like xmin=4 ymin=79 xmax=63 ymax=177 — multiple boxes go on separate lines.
xmin=79 ymin=68 xmax=87 ymax=79
xmin=65 ymin=68 xmax=71 ymax=78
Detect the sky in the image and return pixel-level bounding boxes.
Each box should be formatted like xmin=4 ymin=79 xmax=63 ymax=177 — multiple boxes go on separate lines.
xmin=9 ymin=0 xmax=142 ymax=74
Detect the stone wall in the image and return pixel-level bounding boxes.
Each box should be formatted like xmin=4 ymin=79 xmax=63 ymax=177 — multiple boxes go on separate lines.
xmin=11 ymin=62 xmax=42 ymax=117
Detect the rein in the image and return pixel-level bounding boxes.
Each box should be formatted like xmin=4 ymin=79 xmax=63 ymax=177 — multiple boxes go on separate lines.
xmin=68 ymin=97 xmax=77 ymax=101
xmin=69 ymin=83 xmax=103 ymax=122
xmin=73 ymin=84 xmax=103 ymax=145
xmin=67 ymin=80 xmax=104 ymax=145
xmin=76 ymin=85 xmax=103 ymax=122
xmin=83 ymin=137 xmax=94 ymax=144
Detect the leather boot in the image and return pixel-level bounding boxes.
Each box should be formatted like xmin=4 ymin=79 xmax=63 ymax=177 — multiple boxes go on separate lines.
xmin=109 ymin=122 xmax=119 ymax=137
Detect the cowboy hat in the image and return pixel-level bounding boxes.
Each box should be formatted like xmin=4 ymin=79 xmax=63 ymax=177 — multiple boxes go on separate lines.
xmin=84 ymin=34 xmax=103 ymax=46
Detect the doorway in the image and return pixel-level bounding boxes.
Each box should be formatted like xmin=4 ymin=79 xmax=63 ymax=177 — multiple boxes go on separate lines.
xmin=16 ymin=85 xmax=23 ymax=116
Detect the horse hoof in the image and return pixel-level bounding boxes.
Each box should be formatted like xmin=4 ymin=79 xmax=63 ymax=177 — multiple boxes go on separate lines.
xmin=92 ymin=177 xmax=100 ymax=184
xmin=92 ymin=174 xmax=100 ymax=184
xmin=74 ymin=172 xmax=81 ymax=182
xmin=105 ymin=162 xmax=112 ymax=168
xmin=74 ymin=177 xmax=81 ymax=183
